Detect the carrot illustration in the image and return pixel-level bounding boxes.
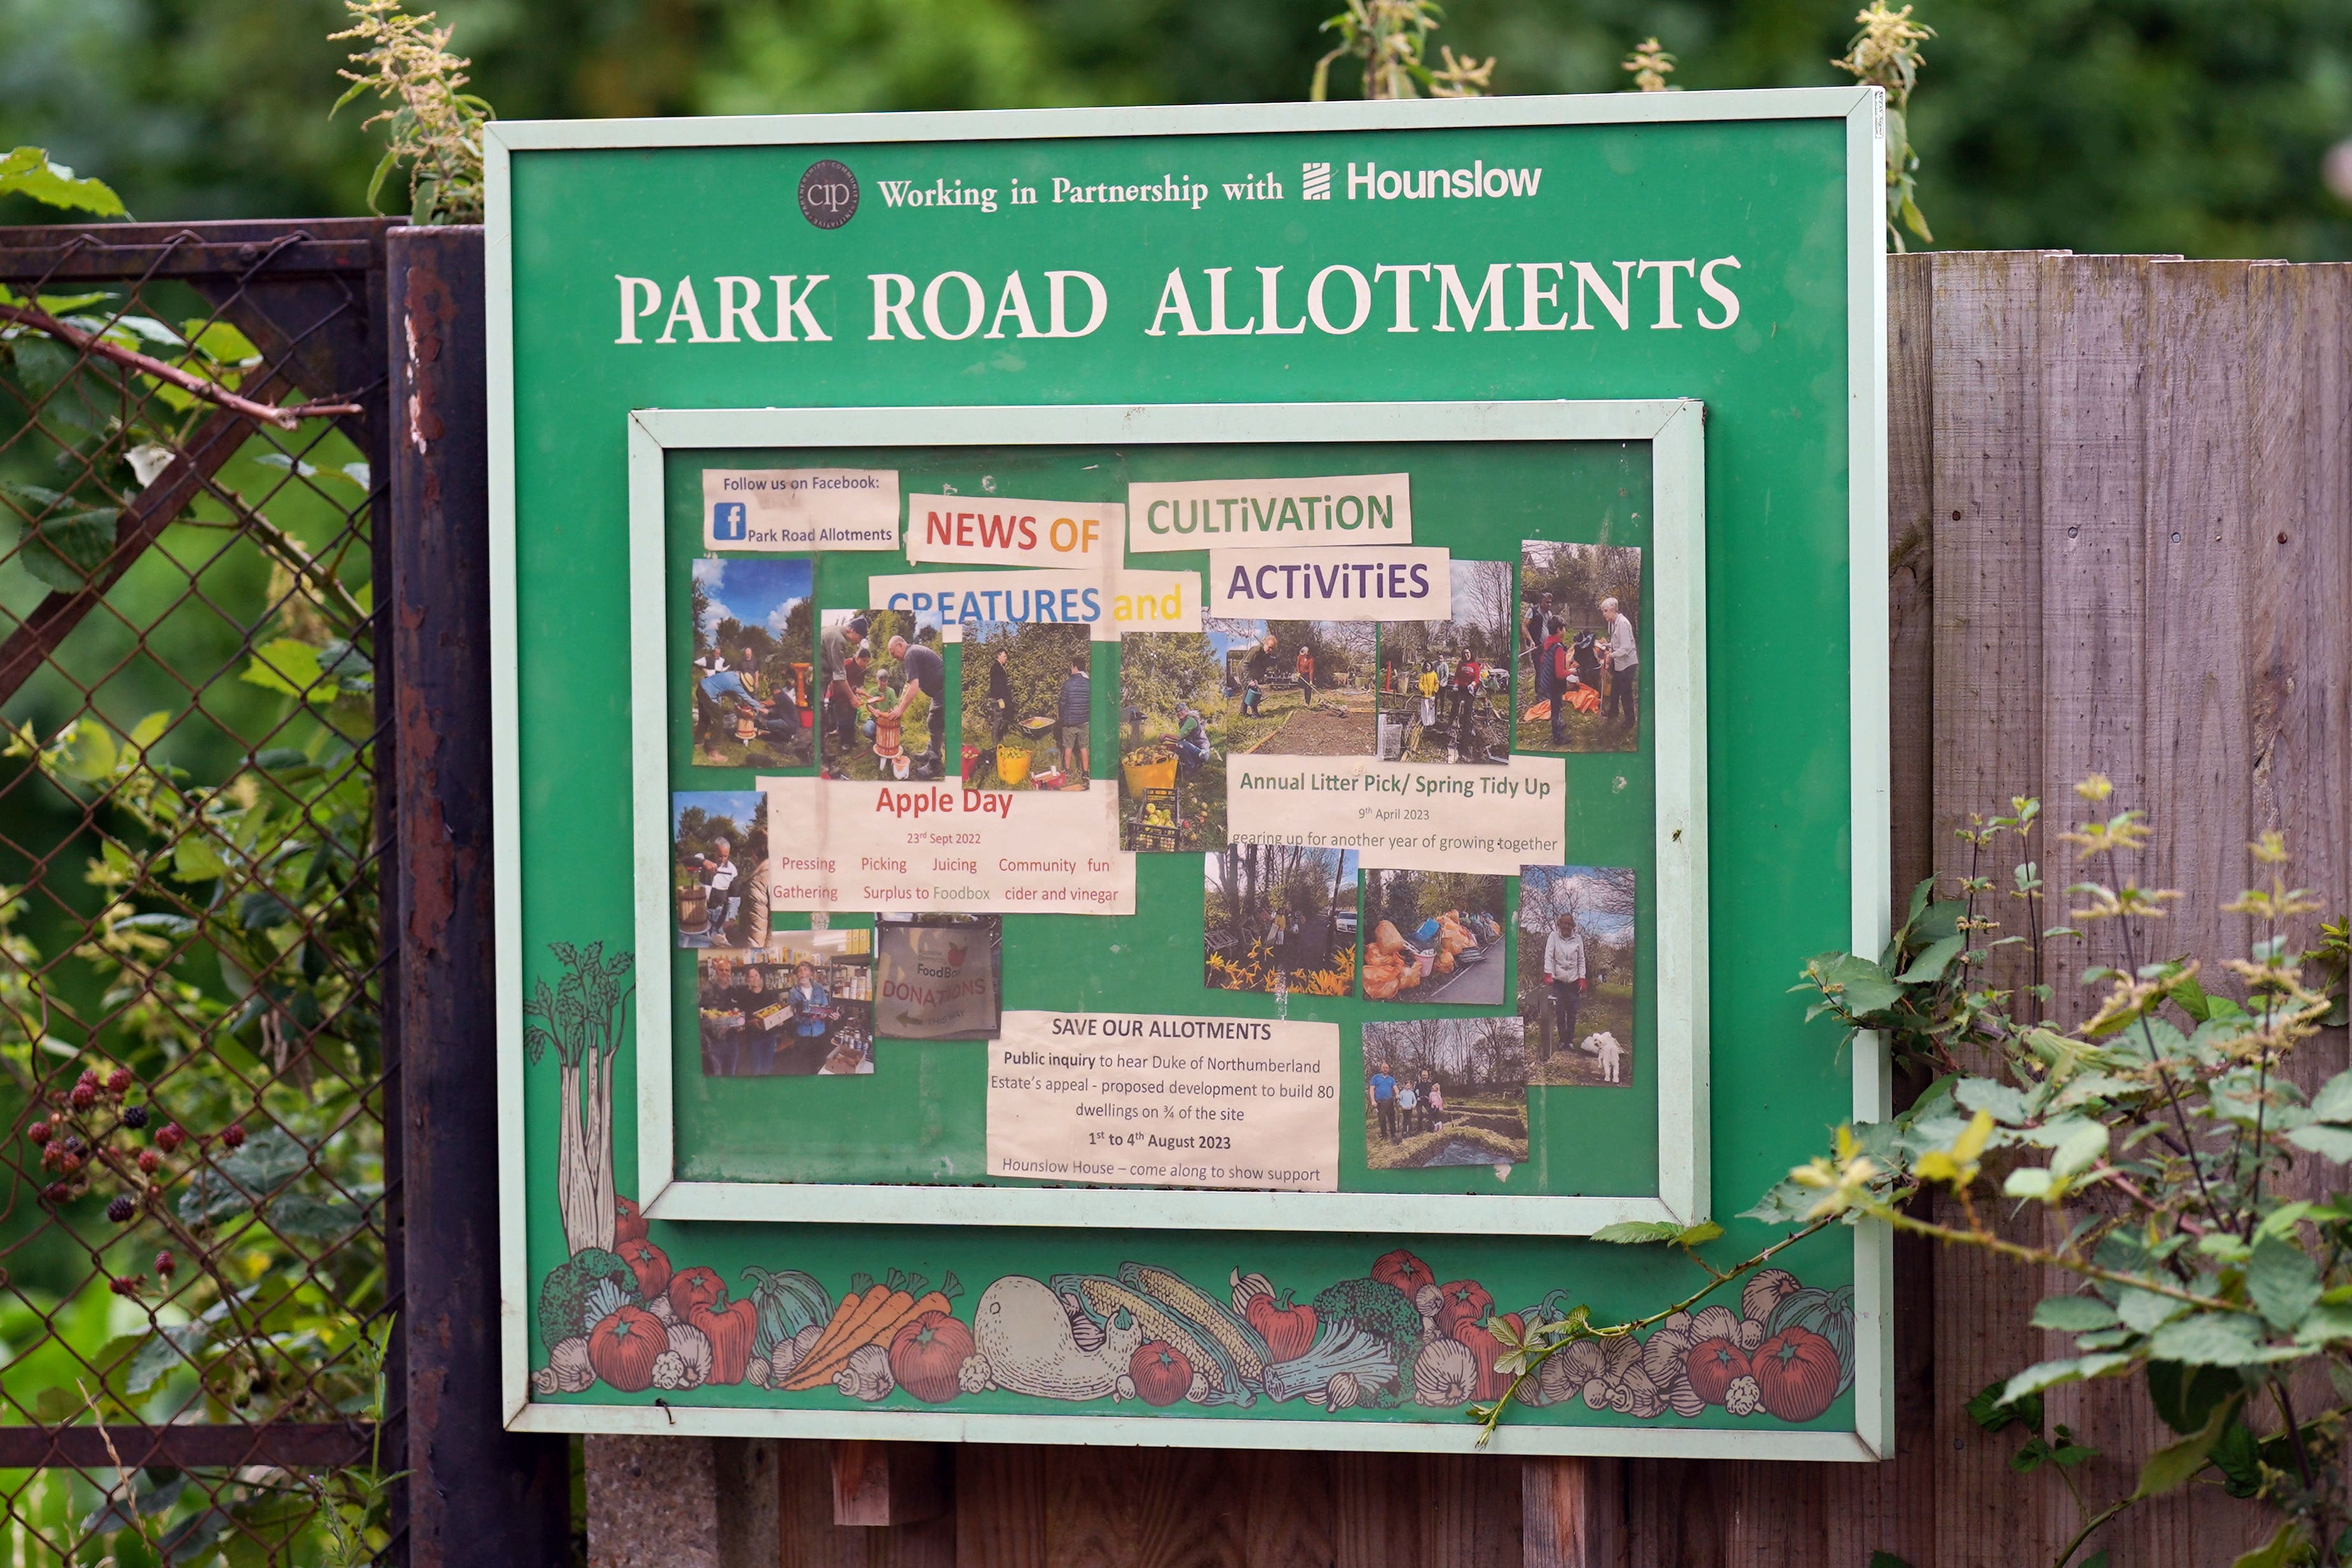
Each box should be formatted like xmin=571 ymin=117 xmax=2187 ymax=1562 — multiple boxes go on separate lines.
xmin=788 ymin=1272 xmax=917 ymax=1389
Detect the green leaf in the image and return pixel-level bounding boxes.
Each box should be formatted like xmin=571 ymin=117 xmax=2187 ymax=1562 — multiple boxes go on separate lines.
xmin=1954 ymin=1077 xmax=2031 ymax=1124
xmin=1967 ymin=1378 xmax=2043 ymax=1433
xmin=2147 ymin=1359 xmax=2247 ymax=1433
xmin=1814 ymin=952 xmax=1904 ymax=1017
xmin=1999 ymin=1353 xmax=2133 ymax=1407
xmin=126 ymin=1319 xmax=212 ymax=1394
xmin=2131 ymin=1394 xmax=2239 ymax=1499
xmin=2147 ymin=1312 xmax=2283 ymax=1367
xmin=1869 ymin=1555 xmax=1914 ymax=1568
xmin=1896 ymin=932 xmax=1966 ymax=984
xmin=265 ymin=1192 xmax=361 ymax=1241
xmin=2228 ymin=1524 xmax=2304 ymax=1568
xmin=2031 ymin=1295 xmax=2121 ymax=1332
xmin=1913 ymin=897 xmax=1967 ymax=943
xmin=1672 ymin=1222 xmax=1725 ymax=1248
xmin=1590 ymin=1220 xmax=1681 ymax=1244
xmin=170 ymin=833 xmax=229 ymax=882
xmin=2208 ymin=1418 xmax=2263 ymax=1497
xmin=20 ymin=508 xmax=120 ymax=591
xmin=2309 ymin=1070 xmax=2352 ymax=1123
xmin=52 ymin=719 xmax=117 ymax=782
xmin=2049 ymin=1119 xmax=2109 ymax=1178
xmin=239 ymin=637 xmax=334 ymax=701
xmin=0 ymin=146 xmax=128 ymax=217
xmin=2286 ymin=1124 xmax=2352 ymax=1161
xmin=2116 ymin=1285 xmax=2188 ymax=1334
xmin=2247 ymin=1233 xmax=2323 ymax=1332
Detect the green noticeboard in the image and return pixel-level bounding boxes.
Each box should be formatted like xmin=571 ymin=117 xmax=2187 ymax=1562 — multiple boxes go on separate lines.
xmin=490 ymin=91 xmax=1890 ymax=1458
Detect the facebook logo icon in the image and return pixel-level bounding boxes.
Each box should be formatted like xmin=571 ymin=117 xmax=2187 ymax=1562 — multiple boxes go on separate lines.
xmin=711 ymin=501 xmax=748 ymax=541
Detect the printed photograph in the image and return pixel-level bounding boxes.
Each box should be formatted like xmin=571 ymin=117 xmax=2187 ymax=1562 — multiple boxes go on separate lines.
xmin=959 ymin=618 xmax=1094 ymax=793
xmin=1114 ymin=631 xmax=1231 ymax=851
xmin=819 ymin=605 xmax=946 ymax=782
xmin=1517 ymin=864 xmax=1638 ymax=1087
xmin=1517 ymin=540 xmax=1644 ymax=754
xmin=672 ymin=790 xmax=766 ymax=949
xmin=1210 ymin=617 xmax=1377 ymax=760
xmin=1204 ymin=843 xmax=1358 ymax=996
xmin=1361 ymin=1018 xmax=1529 ymax=1170
xmin=874 ymin=913 xmax=1002 ymax=1040
xmin=688 ymin=556 xmax=813 ymax=769
xmin=697 ymin=926 xmax=874 ymax=1075
xmin=1376 ymin=558 xmax=1514 ymax=765
xmin=1360 ymin=869 xmax=1508 ymax=1006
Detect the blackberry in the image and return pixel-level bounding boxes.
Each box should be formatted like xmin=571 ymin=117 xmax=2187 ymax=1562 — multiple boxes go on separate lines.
xmin=121 ymin=1105 xmax=149 ymax=1130
xmin=221 ymin=1122 xmax=247 ymax=1150
xmin=68 ymin=1082 xmax=95 ymax=1109
xmin=26 ymin=1121 xmax=50 ymax=1146
xmin=104 ymin=1067 xmax=132 ymax=1094
xmin=137 ymin=1149 xmax=162 ymax=1175
xmin=106 ymin=1195 xmax=135 ymax=1224
xmin=40 ymin=1182 xmax=69 ymax=1204
xmin=155 ymin=1124 xmax=186 ymax=1153
xmin=108 ymin=1276 xmax=137 ymax=1297
xmin=154 ymin=1250 xmax=175 ymax=1278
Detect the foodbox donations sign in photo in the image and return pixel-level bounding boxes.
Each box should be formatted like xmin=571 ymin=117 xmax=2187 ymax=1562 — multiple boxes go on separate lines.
xmin=492 ymin=92 xmax=1891 ymax=1457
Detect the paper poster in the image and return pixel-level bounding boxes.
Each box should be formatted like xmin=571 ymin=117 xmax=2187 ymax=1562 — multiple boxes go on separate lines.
xmin=702 ymin=468 xmax=901 ymax=551
xmin=985 ymin=1011 xmax=1340 ymax=1191
xmin=1207 ymin=547 xmax=1451 ymax=618
xmin=874 ymin=915 xmax=1002 ymax=1039
xmin=869 ymin=568 xmax=1200 ymax=640
xmin=903 ymin=494 xmax=1125 ymax=568
xmin=762 ymin=776 xmax=1135 ymax=914
xmin=1224 ymin=754 xmax=1566 ymax=875
xmin=1126 ymin=474 xmax=1412 ymax=552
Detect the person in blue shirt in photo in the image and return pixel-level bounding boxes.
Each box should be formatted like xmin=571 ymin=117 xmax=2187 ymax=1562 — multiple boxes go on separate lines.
xmin=1367 ymin=1061 xmax=1398 ymax=1143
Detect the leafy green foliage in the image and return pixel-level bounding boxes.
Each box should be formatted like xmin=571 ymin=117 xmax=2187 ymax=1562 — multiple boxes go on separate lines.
xmin=1773 ymin=784 xmax=2352 ymax=1556
xmin=0 ymin=146 xmax=125 ymax=216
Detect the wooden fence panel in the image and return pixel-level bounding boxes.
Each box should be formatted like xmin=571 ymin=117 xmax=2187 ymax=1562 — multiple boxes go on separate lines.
xmin=587 ymin=252 xmax=2352 ymax=1568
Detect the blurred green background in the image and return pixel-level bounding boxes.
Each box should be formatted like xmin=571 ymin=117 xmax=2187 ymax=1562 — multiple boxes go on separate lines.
xmin=5 ymin=0 xmax=2352 ymax=256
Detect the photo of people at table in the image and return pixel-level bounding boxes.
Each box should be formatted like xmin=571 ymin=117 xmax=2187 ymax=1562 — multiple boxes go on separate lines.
xmin=697 ymin=927 xmax=875 ymax=1077
xmin=688 ymin=556 xmax=813 ymax=770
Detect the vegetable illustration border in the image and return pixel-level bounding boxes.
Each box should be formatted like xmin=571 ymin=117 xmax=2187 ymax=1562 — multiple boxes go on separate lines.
xmin=523 ymin=939 xmax=1854 ymax=1426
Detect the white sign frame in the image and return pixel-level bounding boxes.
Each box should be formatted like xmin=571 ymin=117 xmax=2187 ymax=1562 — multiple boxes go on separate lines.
xmin=625 ymin=399 xmax=1709 ymax=1238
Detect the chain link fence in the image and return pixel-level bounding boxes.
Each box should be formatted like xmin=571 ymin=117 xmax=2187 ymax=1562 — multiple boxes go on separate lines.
xmin=0 ymin=220 xmax=400 ymax=1565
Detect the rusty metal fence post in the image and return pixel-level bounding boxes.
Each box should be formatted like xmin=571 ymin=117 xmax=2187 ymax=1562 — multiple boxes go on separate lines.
xmin=386 ymin=223 xmax=573 ymax=1567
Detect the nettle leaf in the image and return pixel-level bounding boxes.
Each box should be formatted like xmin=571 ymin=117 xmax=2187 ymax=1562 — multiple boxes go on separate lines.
xmin=2247 ymin=1235 xmax=2323 ymax=1332
xmin=2032 ymin=1295 xmax=2121 ymax=1333
xmin=1590 ymin=1220 xmax=1681 ymax=1245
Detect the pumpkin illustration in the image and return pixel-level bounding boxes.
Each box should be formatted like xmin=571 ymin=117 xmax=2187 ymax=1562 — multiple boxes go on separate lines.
xmin=1370 ymin=1249 xmax=1436 ymax=1300
xmin=689 ymin=1297 xmax=760 ymax=1385
xmin=613 ymin=1194 xmax=647 ymax=1248
xmin=587 ymin=1306 xmax=666 ymax=1393
xmin=668 ymin=1266 xmax=727 ymax=1321
xmin=1751 ymin=1326 xmax=1842 ymax=1421
xmin=1131 ymin=1340 xmax=1193 ymax=1407
xmin=1683 ymin=1337 xmax=1752 ymax=1406
xmin=891 ymin=1311 xmax=977 ymax=1404
xmin=1245 ymin=1290 xmax=1318 ymax=1362
xmin=617 ymin=1238 xmax=671 ymax=1302
xmin=1432 ymin=1279 xmax=1494 ymax=1341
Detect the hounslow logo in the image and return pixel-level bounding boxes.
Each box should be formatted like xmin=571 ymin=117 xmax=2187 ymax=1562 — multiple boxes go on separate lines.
xmin=799 ymin=160 xmax=858 ymax=229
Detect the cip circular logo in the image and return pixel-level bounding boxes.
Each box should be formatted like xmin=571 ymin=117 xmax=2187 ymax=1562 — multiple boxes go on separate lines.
xmin=798 ymin=160 xmax=858 ymax=229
